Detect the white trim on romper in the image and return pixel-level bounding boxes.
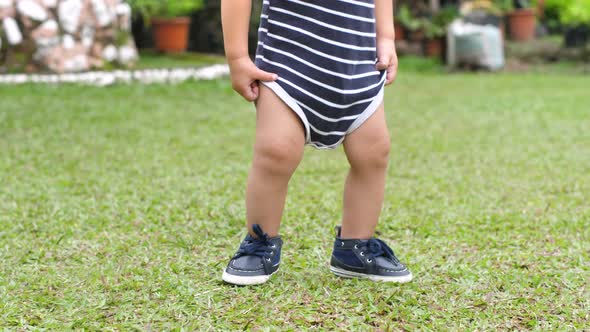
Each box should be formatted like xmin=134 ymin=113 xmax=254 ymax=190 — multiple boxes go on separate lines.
xmin=346 ymin=81 xmax=385 ymax=135
xmin=260 ymin=72 xmax=386 ymax=150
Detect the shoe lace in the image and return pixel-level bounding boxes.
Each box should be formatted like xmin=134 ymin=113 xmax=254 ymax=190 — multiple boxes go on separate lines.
xmin=235 ymin=224 xmax=274 ymax=260
xmin=366 ymin=238 xmax=400 ymax=264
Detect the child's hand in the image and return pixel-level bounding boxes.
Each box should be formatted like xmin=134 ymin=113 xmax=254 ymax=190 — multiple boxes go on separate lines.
xmin=375 ymin=38 xmax=398 ymax=86
xmin=228 ymin=56 xmax=278 ymax=102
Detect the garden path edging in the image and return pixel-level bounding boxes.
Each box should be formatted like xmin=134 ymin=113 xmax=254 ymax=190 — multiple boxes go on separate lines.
xmin=0 ymin=64 xmax=229 ymax=86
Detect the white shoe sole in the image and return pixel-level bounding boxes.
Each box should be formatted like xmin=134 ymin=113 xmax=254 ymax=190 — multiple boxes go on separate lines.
xmin=330 ymin=266 xmax=413 ymax=283
xmin=222 ymin=269 xmax=278 ymax=286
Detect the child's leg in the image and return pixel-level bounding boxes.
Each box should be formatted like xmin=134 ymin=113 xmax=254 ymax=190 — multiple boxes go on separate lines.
xmin=341 ymin=105 xmax=390 ymax=239
xmin=246 ymin=85 xmax=306 ymax=237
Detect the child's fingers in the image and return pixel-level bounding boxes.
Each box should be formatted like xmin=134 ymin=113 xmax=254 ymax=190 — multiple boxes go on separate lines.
xmin=241 ymin=81 xmax=259 ymax=102
xmin=385 ymin=62 xmax=398 ymax=86
xmin=376 ymin=57 xmax=389 ymax=71
xmin=250 ymin=81 xmax=260 ymax=101
xmin=229 ymin=60 xmax=276 ymax=101
xmin=241 ymin=69 xmax=276 ymax=101
xmin=385 ymin=69 xmax=397 ymax=85
xmin=253 ymin=68 xmax=278 ymax=82
xmin=233 ymin=80 xmax=258 ymax=102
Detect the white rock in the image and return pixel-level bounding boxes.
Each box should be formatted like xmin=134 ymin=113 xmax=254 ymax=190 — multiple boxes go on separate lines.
xmin=14 ymin=74 xmax=27 ymax=84
xmin=0 ymin=0 xmax=12 ymax=8
xmin=115 ymin=3 xmax=130 ymax=16
xmin=17 ymin=0 xmax=48 ymax=21
xmin=42 ymin=0 xmax=58 ymax=8
xmin=39 ymin=19 xmax=59 ymax=32
xmin=95 ymin=73 xmax=116 ymax=86
xmin=62 ymin=73 xmax=75 ymax=82
xmin=58 ymin=0 xmax=83 ymax=34
xmin=81 ymin=26 xmax=95 ymax=48
xmin=34 ymin=20 xmax=59 ymax=47
xmin=102 ymin=44 xmax=117 ymax=62
xmin=118 ymin=45 xmax=137 ymax=64
xmin=0 ymin=64 xmax=231 ymax=86
xmin=117 ymin=70 xmax=132 ymax=83
xmin=91 ymin=0 xmax=112 ymax=27
xmin=62 ymin=34 xmax=75 ymax=49
xmin=115 ymin=3 xmax=131 ymax=30
xmin=3 ymin=17 xmax=22 ymax=45
xmin=63 ymin=54 xmax=88 ymax=72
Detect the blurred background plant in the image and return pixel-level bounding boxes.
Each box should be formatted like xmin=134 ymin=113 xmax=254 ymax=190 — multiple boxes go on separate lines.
xmin=396 ymin=5 xmax=424 ymax=33
xmin=539 ymin=0 xmax=590 ymax=47
xmin=514 ymin=0 xmax=537 ymax=9
xmin=127 ymin=0 xmax=205 ymax=52
xmin=492 ymin=0 xmax=514 ymax=12
xmin=549 ymin=0 xmax=590 ymax=26
xmin=127 ymin=0 xmax=205 ymax=20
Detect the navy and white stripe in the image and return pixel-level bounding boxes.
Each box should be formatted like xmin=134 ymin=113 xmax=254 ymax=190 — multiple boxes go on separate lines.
xmin=255 ymin=0 xmax=386 ymax=149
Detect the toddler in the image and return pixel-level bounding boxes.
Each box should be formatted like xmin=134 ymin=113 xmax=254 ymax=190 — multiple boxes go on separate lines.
xmin=220 ymin=0 xmax=412 ymax=285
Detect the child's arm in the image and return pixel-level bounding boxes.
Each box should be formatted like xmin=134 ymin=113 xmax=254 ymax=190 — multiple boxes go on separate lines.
xmin=375 ymin=0 xmax=398 ymax=85
xmin=221 ymin=0 xmax=277 ymax=101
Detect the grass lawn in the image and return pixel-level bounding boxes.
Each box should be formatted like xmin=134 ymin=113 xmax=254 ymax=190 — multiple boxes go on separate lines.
xmin=1 ymin=58 xmax=589 ymax=330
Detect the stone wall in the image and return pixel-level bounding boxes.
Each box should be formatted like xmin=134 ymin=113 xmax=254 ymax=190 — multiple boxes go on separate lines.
xmin=0 ymin=0 xmax=137 ymax=73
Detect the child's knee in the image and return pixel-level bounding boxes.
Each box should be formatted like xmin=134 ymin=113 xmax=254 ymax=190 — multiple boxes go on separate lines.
xmin=253 ymin=138 xmax=303 ymax=175
xmin=350 ymin=137 xmax=391 ymax=171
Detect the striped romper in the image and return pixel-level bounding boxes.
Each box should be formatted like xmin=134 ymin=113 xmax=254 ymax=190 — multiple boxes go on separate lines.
xmin=255 ymin=0 xmax=386 ymax=149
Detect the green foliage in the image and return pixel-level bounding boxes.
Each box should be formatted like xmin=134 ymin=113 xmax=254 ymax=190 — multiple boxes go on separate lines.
xmin=462 ymin=0 xmax=502 ymax=15
xmin=547 ymin=0 xmax=590 ymax=25
xmin=396 ymin=5 xmax=422 ymax=31
xmin=515 ymin=0 xmax=532 ymax=8
xmin=127 ymin=0 xmax=205 ymax=19
xmin=434 ymin=5 xmax=460 ymax=26
xmin=493 ymin=0 xmax=515 ymax=12
xmin=423 ymin=20 xmax=445 ymax=39
xmin=492 ymin=0 xmax=538 ymax=11
xmin=422 ymin=6 xmax=459 ymax=39
xmin=545 ymin=0 xmax=568 ymax=15
xmin=396 ymin=3 xmax=458 ymax=37
xmin=114 ymin=30 xmax=130 ymax=47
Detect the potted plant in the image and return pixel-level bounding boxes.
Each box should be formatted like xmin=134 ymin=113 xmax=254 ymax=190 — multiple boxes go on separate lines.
xmin=422 ymin=20 xmax=445 ymax=58
xmin=423 ymin=6 xmax=458 ymax=58
xmin=129 ymin=0 xmax=204 ymax=53
xmin=493 ymin=0 xmax=514 ymax=38
xmin=506 ymin=0 xmax=538 ymax=41
xmin=394 ymin=16 xmax=405 ymax=41
xmin=396 ymin=5 xmax=424 ymax=42
xmin=394 ymin=5 xmax=408 ymax=41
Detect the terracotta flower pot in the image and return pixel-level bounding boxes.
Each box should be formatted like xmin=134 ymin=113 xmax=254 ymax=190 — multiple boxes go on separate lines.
xmin=394 ymin=22 xmax=405 ymax=41
xmin=508 ymin=9 xmax=536 ymax=41
xmin=409 ymin=29 xmax=425 ymax=42
xmin=152 ymin=17 xmax=191 ymax=53
xmin=424 ymin=38 xmax=443 ymax=58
